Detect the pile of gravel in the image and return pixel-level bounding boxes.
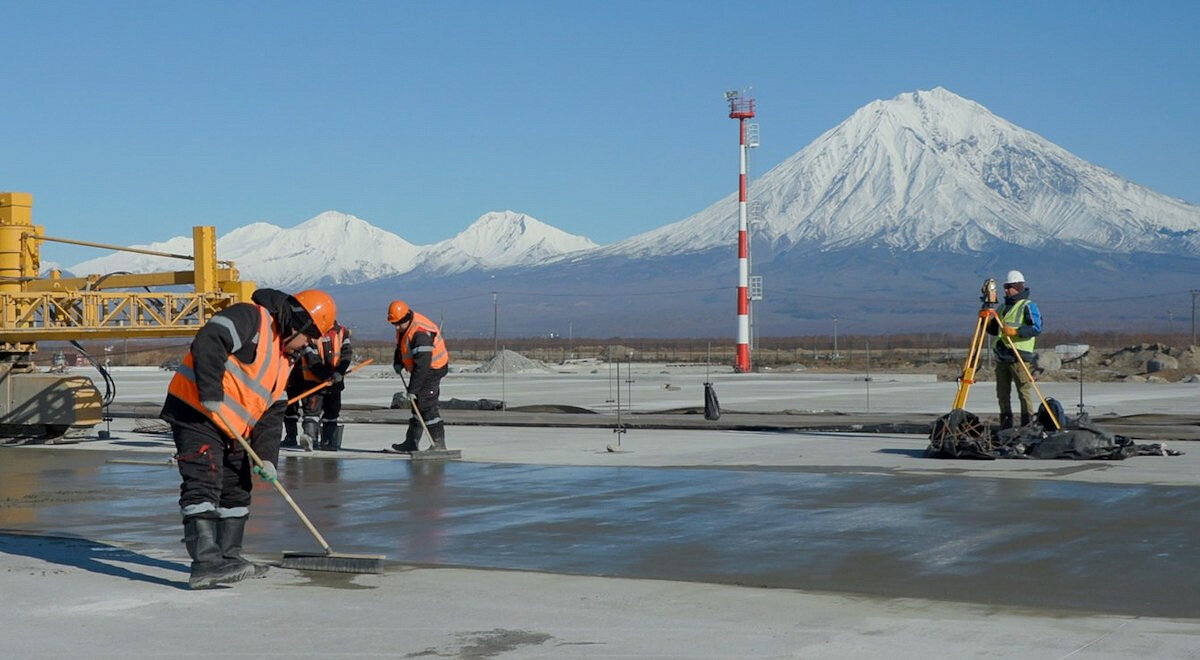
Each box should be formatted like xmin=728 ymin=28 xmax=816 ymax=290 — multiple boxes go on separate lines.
xmin=470 ymin=349 xmax=555 ymax=374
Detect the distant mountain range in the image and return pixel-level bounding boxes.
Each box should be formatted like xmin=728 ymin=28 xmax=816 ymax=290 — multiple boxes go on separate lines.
xmin=69 ymin=210 xmax=597 ymax=289
xmin=63 ymin=88 xmax=1200 ymax=341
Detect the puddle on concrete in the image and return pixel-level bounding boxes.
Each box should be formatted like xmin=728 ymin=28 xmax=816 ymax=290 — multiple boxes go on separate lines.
xmin=1 ymin=447 xmax=1198 ymax=617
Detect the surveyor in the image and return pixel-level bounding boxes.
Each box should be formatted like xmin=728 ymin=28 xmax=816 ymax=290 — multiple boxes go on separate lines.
xmin=160 ymin=288 xmax=336 ymax=589
xmin=386 ymin=300 xmax=450 ymax=452
xmin=987 ymin=270 xmax=1042 ymax=429
xmin=283 ymin=321 xmax=353 ymax=450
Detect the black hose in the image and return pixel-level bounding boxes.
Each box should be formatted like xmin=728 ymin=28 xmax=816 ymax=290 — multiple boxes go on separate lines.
xmin=70 ymin=340 xmax=116 ymax=407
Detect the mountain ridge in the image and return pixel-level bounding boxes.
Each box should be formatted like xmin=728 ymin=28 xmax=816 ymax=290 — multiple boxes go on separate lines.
xmin=60 ymin=87 xmax=1200 ymax=338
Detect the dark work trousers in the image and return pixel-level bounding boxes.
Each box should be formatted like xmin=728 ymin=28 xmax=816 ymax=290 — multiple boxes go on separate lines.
xmin=409 ymin=372 xmax=445 ymax=440
xmin=173 ymin=401 xmax=285 ymax=516
xmin=285 ymin=378 xmax=324 ymax=427
xmin=995 ymin=360 xmax=1036 ymax=428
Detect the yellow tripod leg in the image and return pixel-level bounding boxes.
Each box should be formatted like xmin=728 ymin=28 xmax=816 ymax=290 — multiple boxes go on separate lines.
xmin=1003 ymin=334 xmax=1060 ymax=430
xmin=950 ymin=313 xmax=989 ymax=410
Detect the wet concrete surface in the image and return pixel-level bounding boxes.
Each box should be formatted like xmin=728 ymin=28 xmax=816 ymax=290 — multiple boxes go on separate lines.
xmin=3 ymin=446 xmax=1197 ymax=619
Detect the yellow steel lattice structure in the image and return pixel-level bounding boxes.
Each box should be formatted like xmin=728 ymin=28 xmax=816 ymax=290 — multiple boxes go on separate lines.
xmin=0 ymin=192 xmax=255 ymax=348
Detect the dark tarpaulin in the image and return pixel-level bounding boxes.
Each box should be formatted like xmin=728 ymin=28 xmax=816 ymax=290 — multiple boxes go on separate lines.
xmin=927 ymin=408 xmax=1184 ymax=460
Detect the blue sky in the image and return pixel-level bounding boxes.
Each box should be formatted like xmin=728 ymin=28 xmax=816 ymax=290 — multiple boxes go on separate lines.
xmin=5 ymin=0 xmax=1197 ymax=266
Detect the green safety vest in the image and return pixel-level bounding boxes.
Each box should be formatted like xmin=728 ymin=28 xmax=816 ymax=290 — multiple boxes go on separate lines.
xmin=995 ymin=299 xmax=1036 ymax=353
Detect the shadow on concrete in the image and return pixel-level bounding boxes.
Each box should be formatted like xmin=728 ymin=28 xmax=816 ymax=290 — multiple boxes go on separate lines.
xmin=875 ymin=447 xmax=927 ymax=458
xmin=110 ymin=440 xmax=172 ymax=448
xmin=0 ymin=530 xmax=189 ymax=590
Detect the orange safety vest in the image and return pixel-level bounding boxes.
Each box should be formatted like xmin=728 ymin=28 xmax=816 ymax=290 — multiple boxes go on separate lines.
xmin=168 ymin=306 xmax=291 ymax=437
xmin=396 ymin=312 xmax=449 ymax=372
xmin=301 ymin=325 xmax=346 ymax=383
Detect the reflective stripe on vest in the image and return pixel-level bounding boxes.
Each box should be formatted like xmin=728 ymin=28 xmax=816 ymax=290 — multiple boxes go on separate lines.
xmin=397 ymin=312 xmax=449 ymax=372
xmin=168 ymin=306 xmax=291 ymax=437
xmin=302 ymin=326 xmax=345 ymax=382
xmin=995 ymin=299 xmax=1036 ymax=353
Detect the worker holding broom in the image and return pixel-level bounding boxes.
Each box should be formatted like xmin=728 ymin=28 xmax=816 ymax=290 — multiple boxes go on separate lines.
xmin=283 ymin=320 xmax=353 ymax=451
xmin=987 ymin=270 xmax=1042 ymax=429
xmin=160 ymin=288 xmax=336 ymax=589
xmin=386 ymin=300 xmax=450 ymax=453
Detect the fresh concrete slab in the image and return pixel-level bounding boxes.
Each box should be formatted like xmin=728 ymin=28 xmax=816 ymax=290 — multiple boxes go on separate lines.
xmin=1 ymin=365 xmax=1198 ymax=657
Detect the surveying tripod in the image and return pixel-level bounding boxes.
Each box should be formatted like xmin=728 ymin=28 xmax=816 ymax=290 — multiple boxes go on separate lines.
xmin=949 ymin=278 xmax=1060 ymax=431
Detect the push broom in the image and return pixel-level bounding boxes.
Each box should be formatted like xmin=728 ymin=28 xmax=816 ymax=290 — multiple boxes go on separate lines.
xmin=286 ymin=358 xmax=374 ymax=406
xmin=213 ymin=409 xmax=385 ymax=574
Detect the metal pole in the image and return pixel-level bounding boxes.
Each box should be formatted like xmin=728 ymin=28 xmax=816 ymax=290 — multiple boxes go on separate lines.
xmin=1191 ymin=290 xmax=1199 ymax=347
xmin=492 ymin=292 xmax=498 ymax=358
xmin=865 ymin=339 xmax=871 ymax=413
xmin=832 ymin=316 xmax=838 ymax=360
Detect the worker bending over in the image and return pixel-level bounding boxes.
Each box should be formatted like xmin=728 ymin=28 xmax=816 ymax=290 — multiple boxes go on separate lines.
xmin=283 ymin=320 xmax=353 ymax=450
xmin=161 ymin=288 xmax=336 ymax=589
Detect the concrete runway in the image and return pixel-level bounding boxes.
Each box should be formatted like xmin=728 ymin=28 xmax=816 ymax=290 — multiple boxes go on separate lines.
xmin=1 ymin=365 xmax=1198 ymax=657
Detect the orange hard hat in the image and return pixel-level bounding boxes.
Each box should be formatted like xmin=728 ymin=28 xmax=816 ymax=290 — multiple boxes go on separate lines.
xmin=293 ymin=289 xmax=337 ymax=337
xmin=387 ymin=300 xmax=411 ymax=324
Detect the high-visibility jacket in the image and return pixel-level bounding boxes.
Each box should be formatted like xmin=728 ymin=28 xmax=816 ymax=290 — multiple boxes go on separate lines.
xmin=995 ymin=299 xmax=1037 ymax=354
xmin=301 ymin=325 xmax=348 ymax=383
xmin=395 ymin=312 xmax=449 ymax=372
xmin=168 ymin=306 xmax=291 ymax=437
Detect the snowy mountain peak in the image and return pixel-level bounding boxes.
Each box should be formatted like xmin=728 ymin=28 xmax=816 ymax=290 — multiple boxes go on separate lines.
xmin=418 ymin=210 xmax=599 ymax=274
xmin=66 ymin=209 xmax=600 ymax=288
xmin=610 ymin=87 xmax=1200 ymax=257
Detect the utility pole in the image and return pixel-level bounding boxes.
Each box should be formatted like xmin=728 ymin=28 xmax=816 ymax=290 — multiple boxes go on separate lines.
xmin=492 ymin=291 xmax=498 ymax=359
xmin=832 ymin=315 xmax=839 ymax=360
xmin=1191 ymin=290 xmax=1199 ymax=347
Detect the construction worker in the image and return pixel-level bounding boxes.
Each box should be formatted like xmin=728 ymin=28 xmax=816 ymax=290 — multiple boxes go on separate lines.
xmin=282 ymin=321 xmax=353 ymax=451
xmin=387 ymin=300 xmax=450 ymax=452
xmin=987 ymin=270 xmax=1042 ymax=429
xmin=160 ymin=288 xmax=336 ymax=589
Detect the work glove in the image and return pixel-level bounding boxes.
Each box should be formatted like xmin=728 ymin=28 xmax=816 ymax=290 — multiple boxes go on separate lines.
xmin=330 ymin=371 xmax=344 ymax=384
xmin=253 ymin=460 xmax=278 ymax=483
xmin=1001 ymin=326 xmax=1019 ymax=337
xmin=407 ymin=391 xmax=418 ymax=402
xmin=201 ymin=400 xmax=223 ymax=413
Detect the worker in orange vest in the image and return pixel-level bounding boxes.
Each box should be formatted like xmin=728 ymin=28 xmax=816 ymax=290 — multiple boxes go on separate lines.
xmin=386 ymin=300 xmax=450 ymax=452
xmin=161 ymin=288 xmax=336 ymax=589
xmin=282 ymin=321 xmax=353 ymax=451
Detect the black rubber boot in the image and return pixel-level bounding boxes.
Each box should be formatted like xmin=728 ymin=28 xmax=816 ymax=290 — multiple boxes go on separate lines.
xmin=218 ymin=516 xmax=269 ymax=578
xmin=184 ymin=516 xmax=254 ymax=589
xmin=998 ymin=412 xmax=1014 ymax=430
xmin=301 ymin=419 xmax=320 ymax=450
xmin=428 ymin=422 xmax=447 ymax=451
xmin=391 ymin=423 xmax=421 ymax=452
xmin=1019 ymin=412 xmax=1031 ymax=428
xmin=281 ymin=417 xmax=299 ymax=448
xmin=321 ymin=420 xmax=344 ymax=451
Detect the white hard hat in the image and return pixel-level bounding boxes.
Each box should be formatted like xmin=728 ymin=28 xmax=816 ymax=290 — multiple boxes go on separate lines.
xmin=1004 ymin=270 xmax=1025 ymax=285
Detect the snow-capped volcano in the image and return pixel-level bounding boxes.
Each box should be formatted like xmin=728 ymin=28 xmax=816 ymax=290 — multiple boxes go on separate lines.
xmin=607 ymin=87 xmax=1200 ymax=258
xmin=67 ymin=210 xmax=596 ymax=288
xmin=416 ymin=211 xmax=599 ymax=274
xmin=69 ymin=212 xmax=421 ymax=289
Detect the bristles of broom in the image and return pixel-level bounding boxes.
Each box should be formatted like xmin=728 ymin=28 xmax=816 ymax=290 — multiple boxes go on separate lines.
xmin=280 ymin=551 xmax=385 ymax=574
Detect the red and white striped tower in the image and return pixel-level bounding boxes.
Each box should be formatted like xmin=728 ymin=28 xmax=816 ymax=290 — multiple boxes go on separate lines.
xmin=728 ymin=91 xmax=755 ymax=373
